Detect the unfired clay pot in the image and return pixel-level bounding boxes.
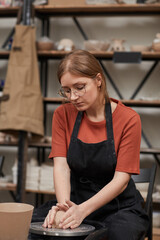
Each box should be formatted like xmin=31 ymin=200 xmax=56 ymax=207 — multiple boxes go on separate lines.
xmin=110 ymin=39 xmax=126 ymax=51
xmin=0 ymin=203 xmax=34 ymax=240
xmin=152 ymin=33 xmax=160 ymax=52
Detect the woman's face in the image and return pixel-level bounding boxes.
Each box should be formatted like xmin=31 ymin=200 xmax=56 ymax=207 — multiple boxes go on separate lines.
xmin=60 ymin=72 xmax=102 ymax=111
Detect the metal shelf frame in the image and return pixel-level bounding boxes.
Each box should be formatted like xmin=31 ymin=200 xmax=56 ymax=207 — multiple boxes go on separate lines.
xmin=0 ymin=3 xmax=160 ymax=203
xmin=37 ymin=9 xmax=160 ymax=166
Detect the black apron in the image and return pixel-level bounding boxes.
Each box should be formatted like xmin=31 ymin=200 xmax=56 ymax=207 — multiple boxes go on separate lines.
xmin=31 ymin=102 xmax=149 ymax=240
xmin=68 ymin=102 xmax=142 ymax=222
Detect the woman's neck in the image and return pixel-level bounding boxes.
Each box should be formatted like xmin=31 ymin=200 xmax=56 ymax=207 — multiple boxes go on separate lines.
xmin=85 ymin=99 xmax=117 ymax=122
xmin=85 ymin=100 xmax=106 ymax=122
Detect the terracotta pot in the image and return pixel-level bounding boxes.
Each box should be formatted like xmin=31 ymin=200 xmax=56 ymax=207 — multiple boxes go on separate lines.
xmin=36 ymin=41 xmax=54 ymax=51
xmin=0 ymin=203 xmax=34 ymax=240
xmin=84 ymin=40 xmax=110 ymax=51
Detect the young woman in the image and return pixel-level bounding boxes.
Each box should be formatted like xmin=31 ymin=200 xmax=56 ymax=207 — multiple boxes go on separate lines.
xmin=42 ymin=50 xmax=149 ymax=240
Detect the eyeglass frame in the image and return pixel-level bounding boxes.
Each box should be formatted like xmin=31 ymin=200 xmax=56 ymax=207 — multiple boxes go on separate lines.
xmin=58 ymin=84 xmax=86 ymax=99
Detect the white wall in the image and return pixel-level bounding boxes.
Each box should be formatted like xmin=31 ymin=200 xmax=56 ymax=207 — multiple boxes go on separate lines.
xmin=0 ymin=10 xmax=160 ymax=202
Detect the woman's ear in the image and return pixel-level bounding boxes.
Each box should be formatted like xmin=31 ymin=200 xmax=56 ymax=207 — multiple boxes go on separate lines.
xmin=96 ymin=73 xmax=102 ymax=87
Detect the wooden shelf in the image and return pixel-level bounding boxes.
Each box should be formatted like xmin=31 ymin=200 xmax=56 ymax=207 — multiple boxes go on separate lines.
xmin=38 ymin=51 xmax=160 ymax=61
xmin=0 ymin=182 xmax=55 ymax=194
xmin=153 ymin=228 xmax=160 ymax=239
xmin=121 ymin=99 xmax=160 ymax=107
xmin=140 ymin=148 xmax=160 ymax=155
xmin=0 ymin=182 xmax=16 ymax=191
xmin=29 ymin=142 xmax=51 ymax=148
xmin=0 ymin=50 xmax=10 ymax=59
xmin=1 ymin=50 xmax=160 ymax=61
xmin=0 ymin=6 xmax=19 ymax=17
xmin=35 ymin=4 xmax=160 ymax=17
xmin=1 ymin=141 xmax=160 ymax=154
xmin=43 ymin=97 xmax=160 ymax=107
xmin=26 ymin=188 xmax=55 ymax=195
xmin=43 ymin=97 xmax=66 ymax=104
xmin=0 ymin=182 xmax=160 ymax=204
xmin=0 ymin=4 xmax=160 ymax=19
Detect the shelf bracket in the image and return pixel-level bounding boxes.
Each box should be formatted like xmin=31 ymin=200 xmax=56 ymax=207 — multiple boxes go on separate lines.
xmin=130 ymin=61 xmax=159 ymax=99
xmin=0 ymin=155 xmax=4 ymax=177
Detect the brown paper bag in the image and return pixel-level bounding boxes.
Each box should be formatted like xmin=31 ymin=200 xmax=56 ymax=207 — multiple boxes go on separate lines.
xmin=0 ymin=25 xmax=44 ymax=137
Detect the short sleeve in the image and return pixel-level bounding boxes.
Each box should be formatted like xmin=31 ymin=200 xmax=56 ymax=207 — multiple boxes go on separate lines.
xmin=49 ymin=108 xmax=67 ymax=158
xmin=115 ymin=114 xmax=141 ymax=174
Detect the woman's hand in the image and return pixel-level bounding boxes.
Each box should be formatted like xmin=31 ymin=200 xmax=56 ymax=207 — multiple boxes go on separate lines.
xmin=56 ymin=202 xmax=69 ymax=212
xmin=42 ymin=205 xmax=59 ymax=228
xmin=59 ymin=200 xmax=86 ymax=229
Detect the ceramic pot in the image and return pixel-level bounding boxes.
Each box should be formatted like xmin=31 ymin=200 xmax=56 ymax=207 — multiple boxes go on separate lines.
xmin=0 ymin=202 xmax=34 ymax=240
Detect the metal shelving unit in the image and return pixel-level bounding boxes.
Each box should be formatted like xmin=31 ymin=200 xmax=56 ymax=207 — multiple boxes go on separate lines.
xmin=0 ymin=3 xmax=160 ymax=204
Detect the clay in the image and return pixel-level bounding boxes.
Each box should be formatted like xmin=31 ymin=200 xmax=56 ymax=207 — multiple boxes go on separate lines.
xmin=57 ymin=39 xmax=75 ymax=51
xmin=52 ymin=210 xmax=65 ymax=229
xmin=84 ymin=40 xmax=110 ymax=51
xmin=110 ymin=39 xmax=126 ymax=52
xmin=152 ymin=33 xmax=160 ymax=52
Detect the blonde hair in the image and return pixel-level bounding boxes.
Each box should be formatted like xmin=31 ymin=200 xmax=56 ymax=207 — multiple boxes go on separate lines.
xmin=57 ymin=50 xmax=109 ymax=102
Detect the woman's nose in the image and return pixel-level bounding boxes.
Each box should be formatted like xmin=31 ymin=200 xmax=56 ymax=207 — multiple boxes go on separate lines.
xmin=70 ymin=90 xmax=79 ymax=100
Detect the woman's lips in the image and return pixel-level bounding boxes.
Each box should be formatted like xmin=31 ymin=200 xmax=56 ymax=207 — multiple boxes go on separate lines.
xmin=73 ymin=102 xmax=84 ymax=107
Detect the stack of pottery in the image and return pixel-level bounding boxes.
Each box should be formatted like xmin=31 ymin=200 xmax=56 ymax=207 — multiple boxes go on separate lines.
xmin=39 ymin=163 xmax=54 ymax=192
xmin=152 ymin=33 xmax=160 ymax=52
xmin=12 ymin=158 xmax=40 ymax=191
xmin=26 ymin=164 xmax=40 ymax=190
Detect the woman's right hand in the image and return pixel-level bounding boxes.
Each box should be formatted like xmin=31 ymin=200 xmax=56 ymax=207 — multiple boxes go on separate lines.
xmin=42 ymin=205 xmax=59 ymax=228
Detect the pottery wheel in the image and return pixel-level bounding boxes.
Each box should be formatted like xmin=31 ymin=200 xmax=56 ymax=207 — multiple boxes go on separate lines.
xmin=30 ymin=222 xmax=95 ymax=237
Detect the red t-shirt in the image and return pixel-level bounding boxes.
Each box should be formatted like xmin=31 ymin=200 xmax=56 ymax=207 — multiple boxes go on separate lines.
xmin=49 ymin=98 xmax=141 ymax=174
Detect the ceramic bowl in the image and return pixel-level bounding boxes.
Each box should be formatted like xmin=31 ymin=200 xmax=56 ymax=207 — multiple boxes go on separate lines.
xmin=130 ymin=45 xmax=151 ymax=52
xmin=37 ymin=41 xmax=54 ymax=51
xmin=152 ymin=41 xmax=160 ymax=52
xmin=84 ymin=40 xmax=110 ymax=51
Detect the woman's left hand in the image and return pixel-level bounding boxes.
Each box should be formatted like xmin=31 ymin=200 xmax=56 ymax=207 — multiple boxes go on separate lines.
xmin=59 ymin=200 xmax=85 ymax=229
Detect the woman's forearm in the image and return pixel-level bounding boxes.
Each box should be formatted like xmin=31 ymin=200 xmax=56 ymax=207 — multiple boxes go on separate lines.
xmin=53 ymin=157 xmax=71 ymax=204
xmin=80 ymin=171 xmax=131 ymax=218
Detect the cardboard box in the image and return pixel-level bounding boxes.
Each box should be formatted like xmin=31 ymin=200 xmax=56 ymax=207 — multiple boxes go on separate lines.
xmin=48 ymin=0 xmax=86 ymax=6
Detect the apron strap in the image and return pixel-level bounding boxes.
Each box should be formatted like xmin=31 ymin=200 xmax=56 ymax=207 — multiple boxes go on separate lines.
xmin=71 ymin=111 xmax=83 ymax=140
xmin=105 ymin=101 xmax=114 ymax=140
xmin=105 ymin=101 xmax=117 ymax=159
xmin=71 ymin=101 xmax=115 ymax=147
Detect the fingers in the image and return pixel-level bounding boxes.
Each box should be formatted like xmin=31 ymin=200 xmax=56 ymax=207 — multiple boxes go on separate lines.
xmin=42 ymin=205 xmax=59 ymax=228
xmin=59 ymin=215 xmax=77 ymax=229
xmin=59 ymin=209 xmax=81 ymax=230
xmin=56 ymin=202 xmax=69 ymax=211
xmin=65 ymin=199 xmax=74 ymax=208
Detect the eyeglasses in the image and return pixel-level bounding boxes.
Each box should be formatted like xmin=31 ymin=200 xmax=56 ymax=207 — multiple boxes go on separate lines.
xmin=58 ymin=85 xmax=86 ymax=99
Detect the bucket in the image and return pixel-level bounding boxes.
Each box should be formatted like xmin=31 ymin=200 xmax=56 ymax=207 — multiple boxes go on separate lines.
xmin=0 ymin=202 xmax=34 ymax=240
